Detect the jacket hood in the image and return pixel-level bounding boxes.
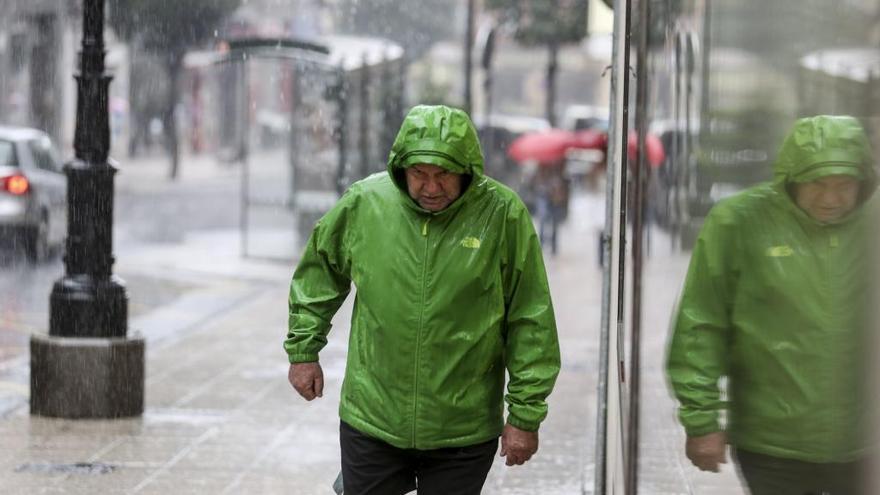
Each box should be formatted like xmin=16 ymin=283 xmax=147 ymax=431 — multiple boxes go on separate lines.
xmin=773 ymin=115 xmax=876 ymax=190
xmin=387 ymin=105 xmax=484 ymax=178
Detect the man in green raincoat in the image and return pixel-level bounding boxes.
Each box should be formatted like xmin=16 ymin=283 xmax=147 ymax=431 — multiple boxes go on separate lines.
xmin=285 ymin=105 xmax=561 ymax=494
xmin=667 ymin=115 xmax=876 ymax=494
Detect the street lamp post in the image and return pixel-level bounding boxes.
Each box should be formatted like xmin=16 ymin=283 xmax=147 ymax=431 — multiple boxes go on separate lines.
xmin=30 ymin=0 xmax=144 ymax=419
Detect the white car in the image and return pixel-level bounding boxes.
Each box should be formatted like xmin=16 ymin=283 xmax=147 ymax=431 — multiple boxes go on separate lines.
xmin=0 ymin=127 xmax=67 ymax=261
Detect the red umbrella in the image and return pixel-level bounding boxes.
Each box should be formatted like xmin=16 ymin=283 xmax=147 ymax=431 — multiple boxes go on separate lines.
xmin=587 ymin=130 xmax=665 ymax=168
xmin=507 ymin=129 xmax=579 ymax=164
xmin=627 ymin=131 xmax=665 ymax=168
xmin=573 ymin=129 xmax=608 ymax=149
xmin=507 ymin=128 xmax=665 ymax=168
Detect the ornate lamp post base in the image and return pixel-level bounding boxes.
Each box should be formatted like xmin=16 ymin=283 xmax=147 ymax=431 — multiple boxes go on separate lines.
xmin=30 ymin=0 xmax=143 ymax=419
xmin=30 ymin=335 xmax=144 ymax=418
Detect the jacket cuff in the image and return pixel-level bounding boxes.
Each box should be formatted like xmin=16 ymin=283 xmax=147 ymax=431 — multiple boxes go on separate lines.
xmin=679 ymin=406 xmax=722 ymax=437
xmin=506 ymin=415 xmax=540 ymax=432
xmin=289 ymin=353 xmax=319 ymax=363
xmin=684 ymin=421 xmax=722 ymax=437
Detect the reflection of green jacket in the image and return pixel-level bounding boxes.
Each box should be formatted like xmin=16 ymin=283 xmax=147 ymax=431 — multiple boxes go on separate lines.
xmin=285 ymin=105 xmax=560 ymax=449
xmin=667 ymin=115 xmax=877 ymax=462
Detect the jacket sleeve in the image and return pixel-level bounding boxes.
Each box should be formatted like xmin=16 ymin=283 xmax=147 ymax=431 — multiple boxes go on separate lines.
xmin=666 ymin=204 xmax=739 ymax=437
xmin=501 ymin=204 xmax=561 ymax=432
xmin=284 ymin=193 xmax=354 ymax=364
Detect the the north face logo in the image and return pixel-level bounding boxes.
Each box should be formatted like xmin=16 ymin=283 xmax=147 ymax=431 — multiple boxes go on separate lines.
xmin=766 ymin=245 xmax=793 ymax=257
xmin=461 ymin=237 xmax=481 ymax=249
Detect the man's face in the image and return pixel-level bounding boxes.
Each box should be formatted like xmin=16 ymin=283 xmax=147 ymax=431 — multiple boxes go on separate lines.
xmin=405 ymin=163 xmax=463 ymax=212
xmin=793 ymin=174 xmax=861 ymax=223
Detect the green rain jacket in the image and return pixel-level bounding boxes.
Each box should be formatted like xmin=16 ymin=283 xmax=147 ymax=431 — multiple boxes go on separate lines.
xmin=667 ymin=115 xmax=877 ymax=463
xmin=285 ymin=105 xmax=561 ymax=450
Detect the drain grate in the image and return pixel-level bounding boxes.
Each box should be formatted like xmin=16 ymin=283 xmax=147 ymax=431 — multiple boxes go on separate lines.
xmin=15 ymin=462 xmax=117 ymax=475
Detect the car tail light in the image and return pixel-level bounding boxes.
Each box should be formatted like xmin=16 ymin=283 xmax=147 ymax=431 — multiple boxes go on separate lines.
xmin=2 ymin=174 xmax=30 ymax=195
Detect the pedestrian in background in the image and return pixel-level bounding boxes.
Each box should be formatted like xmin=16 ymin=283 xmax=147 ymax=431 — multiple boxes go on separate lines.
xmin=285 ymin=105 xmax=561 ymax=495
xmin=533 ymin=159 xmax=569 ymax=256
xmin=666 ymin=115 xmax=877 ymax=495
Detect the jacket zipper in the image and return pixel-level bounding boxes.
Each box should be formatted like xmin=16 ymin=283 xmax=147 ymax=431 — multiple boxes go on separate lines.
xmin=412 ymin=217 xmax=430 ymax=447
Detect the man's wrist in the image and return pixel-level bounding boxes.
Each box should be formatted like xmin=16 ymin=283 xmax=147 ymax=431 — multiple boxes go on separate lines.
xmin=506 ymin=415 xmax=540 ymax=432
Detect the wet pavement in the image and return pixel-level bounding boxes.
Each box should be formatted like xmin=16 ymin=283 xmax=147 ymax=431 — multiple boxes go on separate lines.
xmin=0 ymin=151 xmax=747 ymax=494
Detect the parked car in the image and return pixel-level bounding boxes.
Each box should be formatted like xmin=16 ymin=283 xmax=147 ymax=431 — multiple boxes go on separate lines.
xmin=0 ymin=126 xmax=66 ymax=261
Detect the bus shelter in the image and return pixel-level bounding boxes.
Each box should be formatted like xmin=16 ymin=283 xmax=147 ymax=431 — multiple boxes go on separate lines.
xmin=212 ymin=35 xmax=405 ymax=260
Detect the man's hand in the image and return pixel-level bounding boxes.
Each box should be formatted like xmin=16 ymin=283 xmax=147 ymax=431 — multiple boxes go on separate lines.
xmin=288 ymin=362 xmax=324 ymax=401
xmin=500 ymin=423 xmax=539 ymax=466
xmin=685 ymin=431 xmax=727 ymax=472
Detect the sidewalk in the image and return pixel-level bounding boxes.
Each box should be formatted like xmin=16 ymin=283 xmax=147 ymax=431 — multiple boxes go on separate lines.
xmin=113 ymin=150 xmax=244 ymax=194
xmin=0 ymin=184 xmax=746 ymax=494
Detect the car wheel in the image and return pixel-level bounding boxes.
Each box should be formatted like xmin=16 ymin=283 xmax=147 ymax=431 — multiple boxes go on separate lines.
xmin=26 ymin=215 xmax=49 ymax=263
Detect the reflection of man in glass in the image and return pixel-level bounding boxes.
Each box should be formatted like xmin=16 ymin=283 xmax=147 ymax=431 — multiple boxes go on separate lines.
xmin=666 ymin=115 xmax=876 ymax=494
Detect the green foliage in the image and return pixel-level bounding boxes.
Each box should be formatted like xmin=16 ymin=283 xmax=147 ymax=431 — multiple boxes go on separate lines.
xmin=487 ymin=0 xmax=588 ymax=46
xmin=108 ymin=0 xmax=241 ymax=57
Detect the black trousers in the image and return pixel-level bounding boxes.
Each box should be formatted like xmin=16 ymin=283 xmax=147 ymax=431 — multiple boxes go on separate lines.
xmin=340 ymin=421 xmax=498 ymax=495
xmin=734 ymin=448 xmax=865 ymax=495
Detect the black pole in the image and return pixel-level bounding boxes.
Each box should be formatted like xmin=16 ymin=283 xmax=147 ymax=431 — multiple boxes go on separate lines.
xmin=335 ymin=65 xmax=348 ymax=195
xmin=463 ymin=0 xmax=474 ymax=114
xmin=616 ymin=0 xmax=633 ymax=483
xmin=480 ymin=22 xmax=496 ymax=173
xmin=546 ymin=37 xmax=559 ymax=127
xmin=397 ymin=56 xmax=407 ymax=126
xmin=240 ymin=59 xmax=250 ymax=257
xmin=482 ymin=31 xmax=494 ymax=127
xmin=626 ymin=0 xmax=651 ymax=491
xmin=289 ymin=62 xmax=300 ymax=203
xmin=50 ymin=0 xmax=127 ymax=338
xmin=380 ymin=51 xmax=396 ymax=161
xmin=698 ymin=0 xmax=711 ymax=147
xmin=32 ymin=0 xmax=142 ymax=420
xmin=359 ymin=53 xmax=370 ymax=179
